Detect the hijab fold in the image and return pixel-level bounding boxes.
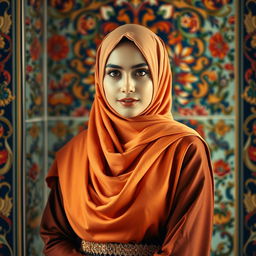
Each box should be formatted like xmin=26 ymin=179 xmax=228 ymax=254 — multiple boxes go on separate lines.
xmin=47 ymin=24 xmax=203 ymax=242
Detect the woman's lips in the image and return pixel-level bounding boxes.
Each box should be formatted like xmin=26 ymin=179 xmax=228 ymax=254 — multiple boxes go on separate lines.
xmin=117 ymin=98 xmax=139 ymax=107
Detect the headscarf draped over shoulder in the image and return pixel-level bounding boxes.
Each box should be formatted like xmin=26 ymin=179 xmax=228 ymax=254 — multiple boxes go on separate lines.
xmin=46 ymin=24 xmax=208 ymax=242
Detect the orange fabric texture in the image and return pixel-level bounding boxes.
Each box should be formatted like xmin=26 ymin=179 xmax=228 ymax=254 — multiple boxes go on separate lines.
xmin=46 ymin=24 xmax=214 ymax=255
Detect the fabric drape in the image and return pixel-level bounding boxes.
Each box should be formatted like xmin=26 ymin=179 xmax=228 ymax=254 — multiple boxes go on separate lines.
xmin=41 ymin=136 xmax=213 ymax=255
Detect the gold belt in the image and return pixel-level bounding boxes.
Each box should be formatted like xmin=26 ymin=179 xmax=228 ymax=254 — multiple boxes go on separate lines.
xmin=81 ymin=240 xmax=161 ymax=256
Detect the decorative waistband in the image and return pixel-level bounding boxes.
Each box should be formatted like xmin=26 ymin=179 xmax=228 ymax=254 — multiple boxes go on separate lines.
xmin=81 ymin=240 xmax=161 ymax=256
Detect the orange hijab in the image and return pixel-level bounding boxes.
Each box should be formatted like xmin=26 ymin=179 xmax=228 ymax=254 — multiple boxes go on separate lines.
xmin=47 ymin=24 xmax=203 ymax=242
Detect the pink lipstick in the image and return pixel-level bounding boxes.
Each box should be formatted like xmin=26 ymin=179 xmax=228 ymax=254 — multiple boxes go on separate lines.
xmin=117 ymin=98 xmax=139 ymax=107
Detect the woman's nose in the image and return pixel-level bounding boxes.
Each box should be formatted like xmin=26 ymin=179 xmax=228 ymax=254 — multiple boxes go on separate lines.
xmin=121 ymin=75 xmax=135 ymax=93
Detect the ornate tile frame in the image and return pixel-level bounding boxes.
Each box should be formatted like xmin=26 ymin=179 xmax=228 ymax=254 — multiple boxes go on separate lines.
xmin=15 ymin=0 xmax=26 ymax=254
xmin=4 ymin=0 xmax=255 ymax=255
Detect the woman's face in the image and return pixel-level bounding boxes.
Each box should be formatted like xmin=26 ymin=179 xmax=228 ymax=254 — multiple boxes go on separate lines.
xmin=103 ymin=41 xmax=153 ymax=118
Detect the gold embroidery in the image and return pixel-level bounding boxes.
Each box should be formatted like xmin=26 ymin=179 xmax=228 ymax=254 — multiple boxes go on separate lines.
xmin=81 ymin=240 xmax=161 ymax=256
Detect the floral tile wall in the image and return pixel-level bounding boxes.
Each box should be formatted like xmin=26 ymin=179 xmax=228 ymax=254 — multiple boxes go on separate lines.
xmin=180 ymin=119 xmax=235 ymax=255
xmin=25 ymin=0 xmax=44 ymax=119
xmin=0 ymin=0 xmax=15 ymax=255
xmin=24 ymin=0 xmax=45 ymax=255
xmin=47 ymin=0 xmax=235 ymax=117
xmin=25 ymin=122 xmax=45 ymax=256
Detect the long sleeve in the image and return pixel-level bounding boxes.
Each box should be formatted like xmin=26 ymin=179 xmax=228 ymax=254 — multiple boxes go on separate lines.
xmin=155 ymin=136 xmax=214 ymax=256
xmin=40 ymin=180 xmax=83 ymax=256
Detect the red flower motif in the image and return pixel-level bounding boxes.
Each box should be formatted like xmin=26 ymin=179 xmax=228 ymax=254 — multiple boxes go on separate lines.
xmin=178 ymin=107 xmax=193 ymax=115
xmin=224 ymin=63 xmax=234 ymax=71
xmin=0 ymin=125 xmax=5 ymax=137
xmin=30 ymin=38 xmax=42 ymax=61
xmin=29 ymin=163 xmax=40 ymax=180
xmin=228 ymin=16 xmax=235 ymax=25
xmin=248 ymin=146 xmax=256 ymax=162
xmin=194 ymin=105 xmax=208 ymax=115
xmin=180 ymin=13 xmax=200 ymax=33
xmin=25 ymin=17 xmax=31 ymax=25
xmin=213 ymin=160 xmax=231 ymax=177
xmin=26 ymin=65 xmax=33 ymax=73
xmin=77 ymin=15 xmax=96 ymax=35
xmin=0 ymin=149 xmax=8 ymax=165
xmin=178 ymin=105 xmax=208 ymax=116
xmin=48 ymin=35 xmax=69 ymax=61
xmin=209 ymin=33 xmax=229 ymax=59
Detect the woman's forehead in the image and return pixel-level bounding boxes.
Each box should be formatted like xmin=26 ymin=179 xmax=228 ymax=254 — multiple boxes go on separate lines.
xmin=105 ymin=41 xmax=148 ymax=67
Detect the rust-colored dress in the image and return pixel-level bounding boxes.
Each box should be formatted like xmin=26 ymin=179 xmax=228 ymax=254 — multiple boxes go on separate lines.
xmin=40 ymin=24 xmax=214 ymax=256
xmin=40 ymin=134 xmax=214 ymax=256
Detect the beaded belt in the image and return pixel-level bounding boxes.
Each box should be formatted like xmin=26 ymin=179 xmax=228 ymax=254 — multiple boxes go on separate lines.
xmin=81 ymin=240 xmax=161 ymax=256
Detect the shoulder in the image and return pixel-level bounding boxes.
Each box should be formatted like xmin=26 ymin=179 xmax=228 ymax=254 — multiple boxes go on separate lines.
xmin=177 ymin=134 xmax=208 ymax=150
xmin=178 ymin=136 xmax=214 ymax=188
xmin=57 ymin=129 xmax=88 ymax=156
xmin=177 ymin=135 xmax=211 ymax=162
xmin=69 ymin=129 xmax=88 ymax=144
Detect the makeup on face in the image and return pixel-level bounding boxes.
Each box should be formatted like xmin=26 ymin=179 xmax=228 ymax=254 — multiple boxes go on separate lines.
xmin=103 ymin=41 xmax=153 ymax=118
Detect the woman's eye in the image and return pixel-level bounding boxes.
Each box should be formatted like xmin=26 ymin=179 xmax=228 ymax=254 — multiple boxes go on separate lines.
xmin=108 ymin=70 xmax=121 ymax=78
xmin=135 ymin=69 xmax=149 ymax=77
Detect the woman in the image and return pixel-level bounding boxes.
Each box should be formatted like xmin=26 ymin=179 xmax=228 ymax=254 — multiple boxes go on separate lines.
xmin=40 ymin=24 xmax=214 ymax=256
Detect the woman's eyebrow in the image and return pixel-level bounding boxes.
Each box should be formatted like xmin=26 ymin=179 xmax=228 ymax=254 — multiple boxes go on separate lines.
xmin=105 ymin=63 xmax=148 ymax=69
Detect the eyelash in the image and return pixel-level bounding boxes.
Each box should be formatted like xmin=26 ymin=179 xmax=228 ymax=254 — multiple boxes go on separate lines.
xmin=135 ymin=69 xmax=150 ymax=77
xmin=107 ymin=69 xmax=150 ymax=78
xmin=107 ymin=70 xmax=121 ymax=78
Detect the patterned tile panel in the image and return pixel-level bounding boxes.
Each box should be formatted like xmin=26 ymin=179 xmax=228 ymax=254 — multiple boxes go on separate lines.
xmin=0 ymin=0 xmax=15 ymax=255
xmin=25 ymin=0 xmax=44 ymax=119
xmin=47 ymin=0 xmax=235 ymax=117
xmin=2 ymin=0 xmax=252 ymax=255
xmin=25 ymin=122 xmax=45 ymax=256
xmin=242 ymin=0 xmax=256 ymax=255
xmin=179 ymin=119 xmax=235 ymax=256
